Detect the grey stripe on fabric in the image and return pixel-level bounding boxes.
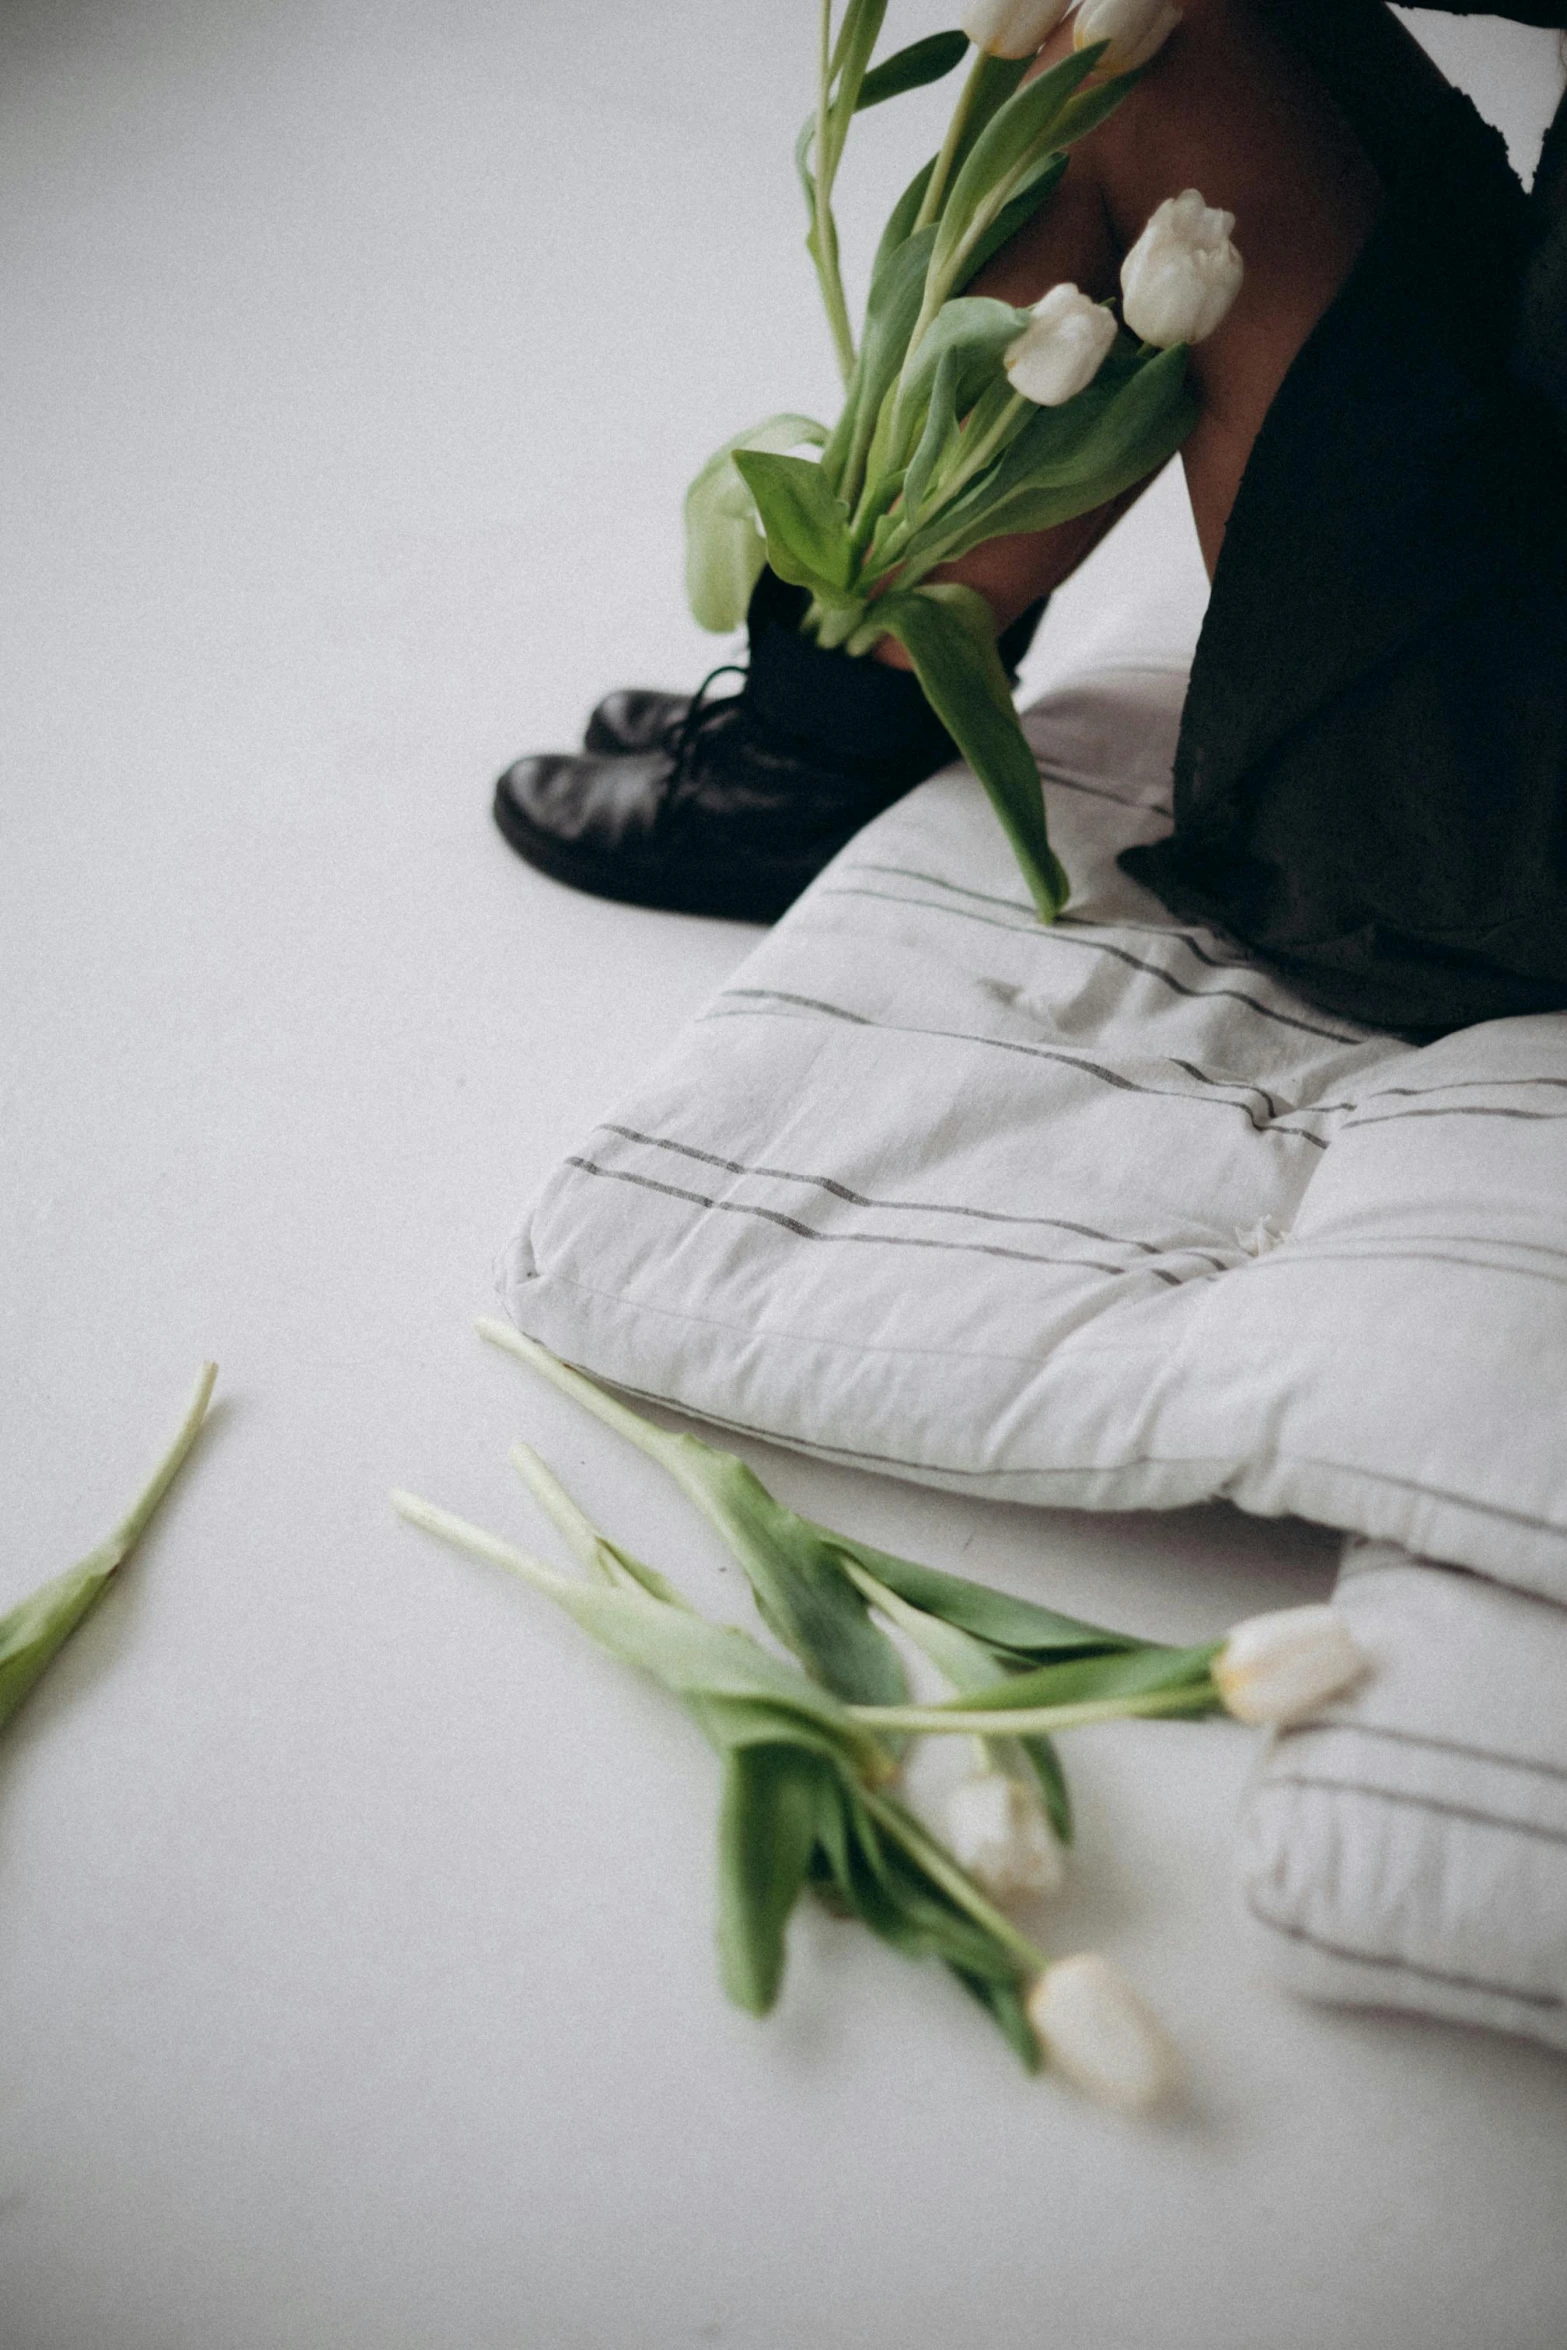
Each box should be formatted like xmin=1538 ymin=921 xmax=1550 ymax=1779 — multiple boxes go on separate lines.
xmin=1244 ymin=1894 xmax=1566 ymax=2011
xmin=596 ymin=1123 xmax=1232 ymax=1270
xmin=1365 ymin=1076 xmax=1567 ymax=1101
xmin=811 ymin=883 xmax=1367 ymax=1046
xmin=1343 ymin=1105 xmax=1567 ymax=1130
xmin=847 ymin=862 xmax=1268 ymax=975
xmin=1263 ymin=1774 xmax=1567 ymax=1852
xmin=1165 ymin=1058 xmax=1296 ymax=1124
xmin=561 ymin=1157 xmax=1185 ymax=1283
xmin=707 ymin=992 xmax=1333 ymax=1144
xmin=1288 ymin=1719 xmax=1567 ymax=1789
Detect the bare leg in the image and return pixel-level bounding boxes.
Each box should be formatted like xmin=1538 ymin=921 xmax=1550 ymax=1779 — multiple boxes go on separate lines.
xmin=875 ymin=0 xmax=1443 ymax=664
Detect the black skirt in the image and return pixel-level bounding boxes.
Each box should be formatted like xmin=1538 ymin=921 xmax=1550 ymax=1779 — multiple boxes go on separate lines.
xmin=1121 ymin=10 xmax=1567 ymax=1036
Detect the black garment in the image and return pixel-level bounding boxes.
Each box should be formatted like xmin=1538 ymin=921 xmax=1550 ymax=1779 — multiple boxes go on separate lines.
xmin=1121 ymin=2 xmax=1567 ymax=1035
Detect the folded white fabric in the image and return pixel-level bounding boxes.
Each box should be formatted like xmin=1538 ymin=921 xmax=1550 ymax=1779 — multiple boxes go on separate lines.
xmin=1239 ymin=1539 xmax=1567 ymax=2051
xmin=502 ymin=661 xmax=1567 ymax=1602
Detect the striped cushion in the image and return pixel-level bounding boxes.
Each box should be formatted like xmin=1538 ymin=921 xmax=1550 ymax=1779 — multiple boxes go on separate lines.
xmin=500 ymin=660 xmax=1567 ymax=1608
xmin=1238 ymin=1540 xmax=1567 ymax=2051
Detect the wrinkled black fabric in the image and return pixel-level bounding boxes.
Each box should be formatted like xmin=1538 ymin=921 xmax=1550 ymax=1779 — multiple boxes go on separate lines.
xmin=1121 ymin=7 xmax=1567 ymax=1036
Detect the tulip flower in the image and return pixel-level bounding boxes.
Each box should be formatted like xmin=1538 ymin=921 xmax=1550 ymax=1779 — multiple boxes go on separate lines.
xmin=1120 ymin=188 xmax=1244 ymax=347
xmin=1073 ymin=0 xmax=1183 ymax=74
xmin=1213 ymin=1604 xmax=1368 ymax=1727
xmin=1026 ymin=1952 xmax=1181 ymax=2112
xmin=1004 ymin=283 xmax=1118 ymax=407
xmin=944 ymin=1770 xmax=1067 ymax=1901
xmin=963 ymin=0 xmax=1075 ymax=56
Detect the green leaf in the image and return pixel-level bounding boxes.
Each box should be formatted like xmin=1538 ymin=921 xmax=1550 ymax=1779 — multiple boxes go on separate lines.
xmin=821 ymin=221 xmax=938 ymax=509
xmin=732 ymin=450 xmax=854 ymax=598
xmin=684 ymin=414 xmax=828 ymax=632
xmin=689 ymin=1450 xmax=909 ymax=1710
xmin=0 ymin=1364 xmax=216 ymax=1736
xmin=955 ymin=148 xmax=1067 ymax=289
xmin=687 ymin=1695 xmax=870 ymax=1765
xmin=0 ymin=1554 xmax=119 ymax=1730
xmin=716 ymin=1744 xmax=824 ymax=2013
xmin=897 ymin=349 xmax=963 ymax=527
xmin=932 ymin=44 xmax=1103 ymax=279
xmin=818 ymin=1530 xmax=1142 ymax=1662
xmin=913 ymin=343 xmax=1197 ymax=567
xmin=1018 ymin=1733 xmax=1073 ymax=1845
xmin=810 ymin=1777 xmax=1040 ymax=2065
xmin=1051 ymin=65 xmax=1150 ymax=152
xmin=855 ymin=30 xmax=969 ymax=111
xmin=918 ymin=52 xmax=1029 ymax=239
xmin=474 ymin=1323 xmax=909 ymax=1711
xmin=870 ymin=155 xmax=939 ymax=285
xmin=392 ymin=1486 xmax=894 ymax=1770
xmin=826 ymin=0 xmax=890 ymax=148
xmin=889 ymin=293 xmax=1031 ymax=458
xmin=835 ymin=1552 xmax=1077 ymax=1842
xmin=870 ymin=582 xmax=1069 ymax=919
xmin=951 ymin=1966 xmax=1043 ymax=2070
xmin=936 ymin=1641 xmax=1224 ymax=1716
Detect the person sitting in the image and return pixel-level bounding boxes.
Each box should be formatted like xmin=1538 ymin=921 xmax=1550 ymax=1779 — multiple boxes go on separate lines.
xmin=494 ymin=0 xmax=1567 ymax=1041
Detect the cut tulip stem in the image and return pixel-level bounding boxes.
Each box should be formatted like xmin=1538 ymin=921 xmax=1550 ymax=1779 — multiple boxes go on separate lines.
xmin=859 ymin=1784 xmax=1047 ymax=1972
xmin=390 ymin=1488 xmax=569 ymax=1596
xmin=850 ymin=1683 xmax=1220 ymax=1737
xmin=107 ymin=1361 xmax=219 ymax=1568
xmin=478 ymin=1319 xmax=682 ymax=1471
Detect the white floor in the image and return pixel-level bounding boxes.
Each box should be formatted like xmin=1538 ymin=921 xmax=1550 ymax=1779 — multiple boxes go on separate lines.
xmin=4 ymin=7 xmax=1566 ymax=2347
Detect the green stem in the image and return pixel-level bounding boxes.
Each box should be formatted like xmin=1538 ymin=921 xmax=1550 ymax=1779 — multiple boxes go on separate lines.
xmin=851 ymin=1683 xmax=1222 ymax=1737
xmin=391 ymin=1487 xmax=571 ymax=1599
xmin=860 ymin=1785 xmax=1045 ymax=1973
xmin=478 ymin=1319 xmax=681 ymax=1474
xmin=815 ymin=0 xmax=857 ymax=386
xmin=913 ymin=45 xmax=983 ymax=232
xmin=105 ymin=1362 xmax=218 ymax=1566
xmin=508 ymin=1443 xmax=619 ymax=1585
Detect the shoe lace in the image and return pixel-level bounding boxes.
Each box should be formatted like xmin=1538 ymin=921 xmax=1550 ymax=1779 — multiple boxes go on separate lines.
xmin=662 ymin=662 xmax=747 ymax=802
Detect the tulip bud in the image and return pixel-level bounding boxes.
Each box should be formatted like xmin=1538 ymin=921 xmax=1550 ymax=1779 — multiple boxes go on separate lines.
xmin=1004 ymin=283 xmax=1118 ymax=407
xmin=963 ymin=0 xmax=1075 ymax=58
xmin=944 ymin=1771 xmax=1067 ymax=1901
xmin=1073 ymin=0 xmax=1183 ymax=74
xmin=1214 ymin=1604 xmax=1369 ymax=1726
xmin=1119 ymin=188 xmax=1244 ymax=347
xmin=1026 ymin=1953 xmax=1181 ymax=2112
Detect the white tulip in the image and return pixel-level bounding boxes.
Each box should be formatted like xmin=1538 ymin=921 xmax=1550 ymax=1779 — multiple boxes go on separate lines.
xmin=1073 ymin=0 xmax=1183 ymax=74
xmin=963 ymin=0 xmax=1075 ymax=58
xmin=1120 ymin=188 xmax=1244 ymax=347
xmin=944 ymin=1771 xmax=1067 ymax=1901
xmin=1214 ymin=1604 xmax=1369 ymax=1726
xmin=1004 ymin=283 xmax=1118 ymax=407
xmin=1026 ymin=1953 xmax=1181 ymax=2112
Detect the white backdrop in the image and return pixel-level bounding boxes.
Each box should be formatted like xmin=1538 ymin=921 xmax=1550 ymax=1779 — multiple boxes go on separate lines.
xmin=3 ymin=7 xmax=1566 ymax=2347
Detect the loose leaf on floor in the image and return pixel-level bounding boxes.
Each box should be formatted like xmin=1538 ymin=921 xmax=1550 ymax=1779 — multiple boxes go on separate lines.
xmin=393 ymin=1459 xmax=1045 ymax=2062
xmin=0 ymin=1363 xmax=217 ymax=1735
xmin=476 ymin=1319 xmax=908 ymax=1709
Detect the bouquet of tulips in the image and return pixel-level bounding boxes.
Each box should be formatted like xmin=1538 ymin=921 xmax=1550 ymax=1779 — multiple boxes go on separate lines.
xmin=684 ymin=0 xmax=1243 ymax=918
xmin=396 ymin=1326 xmax=1367 ymax=2109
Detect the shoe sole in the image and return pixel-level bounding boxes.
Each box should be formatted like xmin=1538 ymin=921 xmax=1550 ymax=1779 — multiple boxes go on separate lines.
xmin=491 ymin=773 xmax=813 ymax=925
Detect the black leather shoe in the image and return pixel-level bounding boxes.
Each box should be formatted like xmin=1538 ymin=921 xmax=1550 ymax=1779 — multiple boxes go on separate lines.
xmin=494 ymin=572 xmax=1046 ymax=922
xmin=582 ymin=684 xmax=693 ymax=756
